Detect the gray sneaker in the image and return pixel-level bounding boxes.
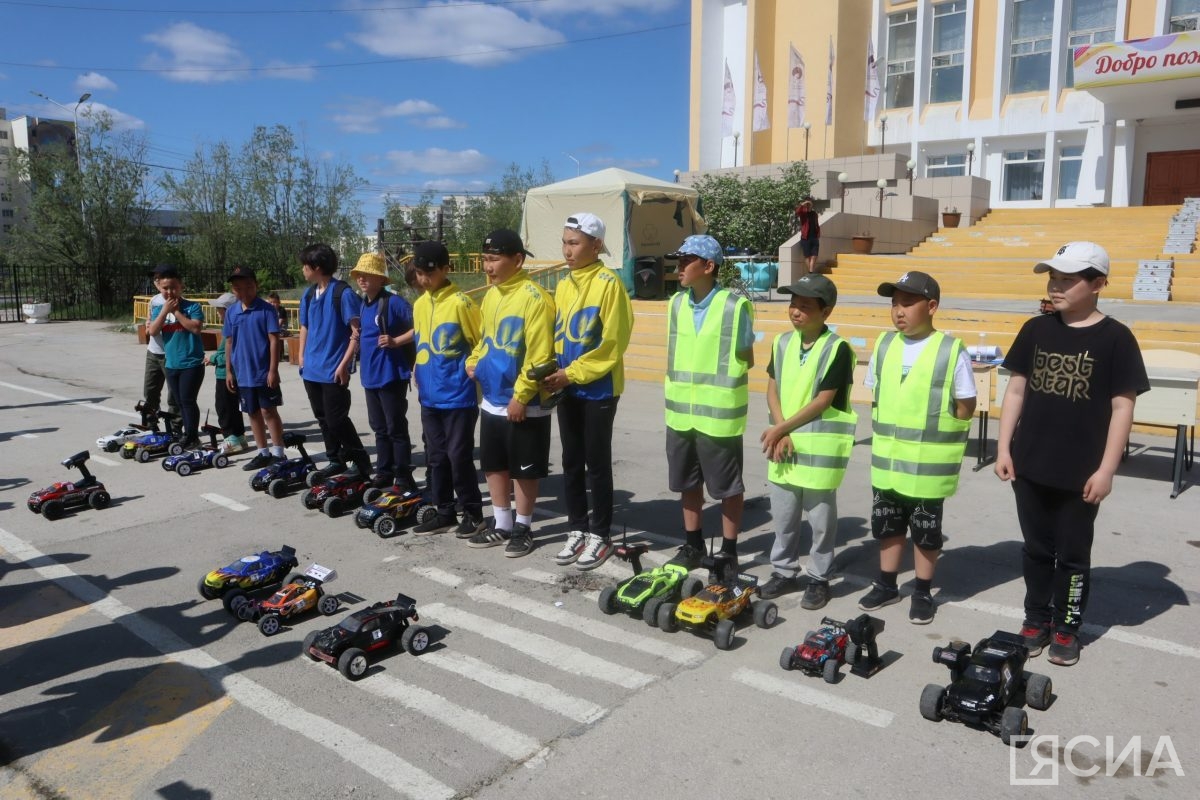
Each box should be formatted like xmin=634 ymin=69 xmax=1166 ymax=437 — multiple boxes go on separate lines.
xmin=468 ymin=523 xmax=509 ymax=548
xmin=455 ymin=515 xmax=487 ymax=539
xmin=800 ymin=580 xmax=830 ymax=610
xmin=504 ymin=523 xmax=534 ymax=558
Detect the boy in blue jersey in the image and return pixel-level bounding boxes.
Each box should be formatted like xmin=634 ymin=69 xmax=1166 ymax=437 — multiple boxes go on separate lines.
xmin=297 ymin=243 xmax=371 ymax=481
xmin=350 ymin=252 xmax=418 ymax=494
xmin=543 ymin=213 xmax=633 ymax=571
xmin=222 ymin=266 xmax=287 ymax=470
xmin=409 ymin=241 xmax=485 ymax=537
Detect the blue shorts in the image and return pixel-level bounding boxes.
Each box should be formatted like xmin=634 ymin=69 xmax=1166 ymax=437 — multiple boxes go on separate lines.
xmin=238 ymin=385 xmax=284 ymax=414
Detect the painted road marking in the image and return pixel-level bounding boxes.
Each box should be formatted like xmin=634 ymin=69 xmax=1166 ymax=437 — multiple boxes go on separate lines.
xmin=732 ymin=668 xmax=895 ymax=729
xmin=19 ymin=433 xmax=37 ymax=439
xmin=0 ymin=527 xmax=456 ymax=800
xmin=421 ymin=603 xmax=654 ymax=690
xmin=0 ymin=381 xmax=132 ymax=417
xmin=410 ymin=565 xmax=462 ymax=588
xmin=200 ymin=493 xmax=249 ymax=512
xmin=511 ymin=568 xmax=600 ymax=602
xmin=90 ymin=455 xmax=121 ymax=467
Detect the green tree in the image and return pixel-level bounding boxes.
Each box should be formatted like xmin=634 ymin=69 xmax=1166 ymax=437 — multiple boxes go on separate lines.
xmin=693 ymin=162 xmax=813 ymax=257
xmin=443 ymin=160 xmax=554 ymax=262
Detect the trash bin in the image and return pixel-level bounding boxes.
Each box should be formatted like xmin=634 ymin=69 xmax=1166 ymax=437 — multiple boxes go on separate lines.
xmin=633 ymin=257 xmax=663 ymax=300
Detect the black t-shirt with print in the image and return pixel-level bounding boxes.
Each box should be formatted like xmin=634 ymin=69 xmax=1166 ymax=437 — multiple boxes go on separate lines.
xmin=1003 ymin=313 xmax=1149 ymax=491
xmin=765 ymin=328 xmax=855 ymax=413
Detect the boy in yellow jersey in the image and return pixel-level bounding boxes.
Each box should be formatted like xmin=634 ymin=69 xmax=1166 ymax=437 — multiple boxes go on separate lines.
xmin=759 ymin=274 xmax=857 ymax=609
xmin=860 ymin=271 xmax=975 ymax=624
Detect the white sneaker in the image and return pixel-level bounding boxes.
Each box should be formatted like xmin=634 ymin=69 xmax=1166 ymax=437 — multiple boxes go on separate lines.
xmin=554 ymin=530 xmax=588 ymax=566
xmin=575 ymin=533 xmax=613 ymax=571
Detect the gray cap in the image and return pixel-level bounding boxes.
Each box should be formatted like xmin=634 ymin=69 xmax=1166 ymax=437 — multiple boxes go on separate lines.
xmin=778 ymin=273 xmax=837 ymax=307
xmin=877 ymin=270 xmax=941 ymax=302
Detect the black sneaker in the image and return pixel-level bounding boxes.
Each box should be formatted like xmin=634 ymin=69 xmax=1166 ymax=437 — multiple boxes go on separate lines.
xmin=468 ymin=523 xmax=509 ymax=548
xmin=800 ymin=580 xmax=830 ymax=610
xmin=455 ymin=515 xmax=487 ymax=539
xmin=370 ymin=474 xmax=394 ymax=490
xmin=242 ymin=451 xmax=277 ymax=471
xmin=312 ymin=462 xmax=347 ymax=481
xmin=759 ymin=573 xmax=802 ymax=600
xmin=412 ymin=514 xmax=456 ymax=536
xmin=180 ymin=437 xmax=202 ymax=451
xmin=909 ymin=592 xmax=935 ymax=624
xmin=1020 ymin=622 xmax=1052 ymax=658
xmin=858 ymin=582 xmax=901 ymax=611
xmin=668 ymin=543 xmax=706 ymax=570
xmin=707 ymin=552 xmax=738 ymax=585
xmin=1047 ymin=630 xmax=1080 ymax=666
xmin=504 ymin=523 xmax=534 ymax=558
xmin=340 ymin=464 xmax=366 ymax=480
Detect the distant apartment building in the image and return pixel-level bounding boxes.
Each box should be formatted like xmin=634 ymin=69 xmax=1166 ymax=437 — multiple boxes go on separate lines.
xmin=0 ymin=107 xmax=78 ymax=246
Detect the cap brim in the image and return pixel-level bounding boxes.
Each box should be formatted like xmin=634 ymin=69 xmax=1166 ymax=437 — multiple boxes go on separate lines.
xmin=1033 ymin=257 xmax=1098 ymax=275
xmin=877 ymin=282 xmax=899 ymax=297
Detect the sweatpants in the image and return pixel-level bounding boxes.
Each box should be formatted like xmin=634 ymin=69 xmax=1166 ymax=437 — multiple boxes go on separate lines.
xmin=556 ymin=394 xmax=619 ymax=538
xmin=303 ymin=379 xmax=370 ymax=472
xmin=165 ymin=365 xmax=205 ymax=442
xmin=421 ymin=405 xmax=482 ymax=519
xmin=364 ymin=380 xmax=415 ymax=486
xmin=768 ymin=482 xmax=838 ymax=582
xmin=143 ymin=351 xmax=179 ymax=415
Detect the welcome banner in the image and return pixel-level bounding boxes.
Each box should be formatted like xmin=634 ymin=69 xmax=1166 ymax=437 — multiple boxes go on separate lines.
xmin=1074 ymin=31 xmax=1200 ymax=88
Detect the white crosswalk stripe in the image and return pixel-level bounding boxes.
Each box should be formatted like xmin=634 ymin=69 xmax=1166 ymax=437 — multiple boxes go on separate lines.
xmin=732 ymin=667 xmax=896 ymax=728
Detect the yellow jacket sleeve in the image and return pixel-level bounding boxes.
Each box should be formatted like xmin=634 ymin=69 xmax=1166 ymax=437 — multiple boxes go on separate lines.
xmin=514 ymin=288 xmax=556 ymax=405
xmin=563 ymin=277 xmax=633 ymax=387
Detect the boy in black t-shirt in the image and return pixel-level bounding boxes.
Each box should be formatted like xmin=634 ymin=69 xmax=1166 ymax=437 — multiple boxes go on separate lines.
xmin=995 ymin=241 xmax=1149 ymax=667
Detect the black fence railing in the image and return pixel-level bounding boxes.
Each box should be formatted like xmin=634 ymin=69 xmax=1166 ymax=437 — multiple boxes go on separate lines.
xmin=0 ymin=264 xmax=233 ymax=323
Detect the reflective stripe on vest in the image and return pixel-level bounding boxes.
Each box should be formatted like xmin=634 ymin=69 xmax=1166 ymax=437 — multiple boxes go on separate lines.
xmin=870 ymin=330 xmax=970 ymax=498
xmin=664 ymin=289 xmax=750 ymax=436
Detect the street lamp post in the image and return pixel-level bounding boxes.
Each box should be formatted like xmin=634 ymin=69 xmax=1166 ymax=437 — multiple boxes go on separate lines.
xmin=838 ymin=172 xmax=849 ymax=214
xmin=565 ymin=153 xmax=580 ymax=177
xmin=879 ymin=116 xmax=887 ymax=152
xmin=906 ymin=158 xmax=916 ymax=195
xmin=877 ymin=178 xmax=887 ymax=218
xmin=966 ymin=141 xmax=976 ymax=175
xmin=802 ymin=121 xmax=811 ymax=160
xmin=733 ymin=132 xmax=741 ymax=167
xmin=673 ymin=169 xmax=681 ymax=184
xmin=30 ymin=90 xmax=91 ymax=226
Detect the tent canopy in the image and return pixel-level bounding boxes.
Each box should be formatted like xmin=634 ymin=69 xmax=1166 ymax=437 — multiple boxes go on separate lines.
xmin=521 ymin=168 xmax=705 ymax=294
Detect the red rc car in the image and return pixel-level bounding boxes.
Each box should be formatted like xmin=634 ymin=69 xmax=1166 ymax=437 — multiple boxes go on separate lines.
xmin=27 ymin=451 xmax=110 ymax=520
xmin=300 ymin=474 xmax=379 ymax=518
xmin=780 ymin=613 xmax=887 ymax=682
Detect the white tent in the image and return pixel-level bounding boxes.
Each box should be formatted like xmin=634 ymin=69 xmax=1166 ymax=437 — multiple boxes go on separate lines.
xmin=521 ymin=168 xmax=705 ymax=296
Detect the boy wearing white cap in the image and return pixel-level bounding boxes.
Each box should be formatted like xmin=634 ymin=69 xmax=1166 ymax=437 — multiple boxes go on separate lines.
xmin=995 ymin=242 xmax=1148 ymax=667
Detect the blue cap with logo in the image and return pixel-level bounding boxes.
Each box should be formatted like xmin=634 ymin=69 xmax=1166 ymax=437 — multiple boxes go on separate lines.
xmin=668 ymin=234 xmax=724 ymax=265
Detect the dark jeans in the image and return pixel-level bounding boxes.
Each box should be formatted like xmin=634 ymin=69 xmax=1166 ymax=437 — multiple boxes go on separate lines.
xmin=364 ymin=381 xmax=414 ymax=485
xmin=421 ymin=405 xmax=482 ymax=519
xmin=303 ymin=379 xmax=369 ymax=471
xmin=214 ymin=377 xmax=245 ymax=437
xmin=165 ymin=365 xmax=205 ymax=441
xmin=557 ymin=394 xmax=619 ymax=537
xmin=143 ymin=351 xmax=178 ymax=415
xmin=1013 ymin=476 xmax=1099 ymax=631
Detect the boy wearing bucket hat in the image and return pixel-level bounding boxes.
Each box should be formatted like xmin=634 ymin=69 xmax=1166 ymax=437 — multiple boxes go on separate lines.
xmin=995 ymin=242 xmax=1148 ymax=666
xmin=351 ymin=252 xmax=418 ymax=493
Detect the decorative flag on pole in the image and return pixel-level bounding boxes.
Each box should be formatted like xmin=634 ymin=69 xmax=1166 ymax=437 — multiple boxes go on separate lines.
xmin=753 ymin=52 xmax=770 ymax=131
xmin=721 ymin=58 xmax=735 ymax=137
xmin=787 ymin=44 xmax=806 ymax=128
xmin=825 ymin=35 xmax=835 ymax=126
xmin=865 ymin=38 xmax=882 ymax=121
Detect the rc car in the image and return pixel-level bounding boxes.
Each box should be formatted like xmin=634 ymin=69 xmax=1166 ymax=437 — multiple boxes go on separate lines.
xmin=27 ymin=451 xmax=110 ymax=520
xmin=780 ymin=614 xmax=887 ymax=683
xmin=526 ymin=360 xmax=564 ymax=408
xmin=197 ymin=544 xmax=300 ymax=613
xmin=597 ymin=540 xmax=694 ymax=624
xmin=96 ymin=425 xmax=147 ymax=453
xmin=249 ymin=432 xmax=316 ymax=497
xmin=656 ymin=553 xmax=778 ymax=650
xmin=300 ymin=473 xmax=378 ymax=518
xmin=162 ymin=425 xmax=230 ymax=476
xmin=354 ymin=489 xmax=436 ymax=537
xmin=919 ymin=630 xmax=1054 ymax=746
xmin=230 ymin=564 xmax=340 ymax=636
xmin=302 ymin=592 xmax=431 ymax=680
xmin=122 ymin=411 xmax=184 ymax=462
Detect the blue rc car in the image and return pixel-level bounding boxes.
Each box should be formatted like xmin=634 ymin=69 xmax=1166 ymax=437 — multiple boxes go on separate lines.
xmin=162 ymin=425 xmax=230 ymax=476
xmin=197 ymin=544 xmax=300 ymax=613
xmin=249 ymin=432 xmax=316 ymax=497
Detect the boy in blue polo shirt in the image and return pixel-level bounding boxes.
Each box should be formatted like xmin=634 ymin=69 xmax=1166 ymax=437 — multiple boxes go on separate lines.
xmin=222 ymin=265 xmax=287 ymax=470
xmin=297 ymin=243 xmax=371 ymax=480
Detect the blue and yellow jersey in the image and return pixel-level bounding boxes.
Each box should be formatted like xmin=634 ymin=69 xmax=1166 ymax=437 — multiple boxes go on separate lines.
xmin=413 ymin=281 xmax=481 ymax=409
xmin=466 ymin=270 xmax=555 ymax=408
xmin=554 ymin=261 xmax=634 ymax=400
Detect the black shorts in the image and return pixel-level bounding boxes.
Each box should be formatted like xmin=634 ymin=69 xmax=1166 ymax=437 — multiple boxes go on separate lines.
xmin=800 ymin=238 xmax=820 ymax=258
xmin=479 ymin=410 xmax=551 ymax=479
xmin=665 ymin=428 xmax=745 ymax=499
xmin=238 ymin=385 xmax=283 ymax=415
xmin=870 ymin=487 xmax=944 ymax=551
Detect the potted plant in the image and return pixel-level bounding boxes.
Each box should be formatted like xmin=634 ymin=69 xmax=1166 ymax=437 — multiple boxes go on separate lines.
xmin=21 ymin=299 xmax=52 ymax=324
xmin=850 ymin=233 xmax=875 ymax=254
xmin=941 ymin=206 xmax=962 ymax=228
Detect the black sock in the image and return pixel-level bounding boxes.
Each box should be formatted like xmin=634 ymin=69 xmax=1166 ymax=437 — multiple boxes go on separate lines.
xmin=720 ymin=537 xmax=738 ymax=557
xmin=879 ymin=570 xmax=898 ymax=589
xmin=914 ymin=577 xmax=932 ymax=596
xmin=686 ymin=529 xmax=704 ymax=550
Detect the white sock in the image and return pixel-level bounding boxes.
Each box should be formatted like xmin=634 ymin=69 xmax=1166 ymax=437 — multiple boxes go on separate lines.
xmin=515 ymin=513 xmax=533 ymax=527
xmin=258 ymin=448 xmax=270 ymax=457
xmin=270 ymin=446 xmax=285 ymax=458
xmin=493 ymin=506 xmax=513 ymax=531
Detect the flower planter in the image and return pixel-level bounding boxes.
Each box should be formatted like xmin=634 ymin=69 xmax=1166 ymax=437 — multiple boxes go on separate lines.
xmin=22 ymin=302 xmax=52 ymax=324
xmin=850 ymin=236 xmax=875 ymax=255
xmin=941 ymin=212 xmax=962 ymax=228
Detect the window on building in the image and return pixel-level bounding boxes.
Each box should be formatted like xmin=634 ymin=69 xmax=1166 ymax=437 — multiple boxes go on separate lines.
xmin=1066 ymin=0 xmax=1117 ymax=87
xmin=1 ymin=209 xmax=14 ymax=218
xmin=930 ymin=3 xmax=967 ymax=103
xmin=2 ymin=224 xmax=10 ymax=234
xmin=0 ymin=192 xmax=10 ymax=202
xmin=886 ymin=10 xmax=917 ymax=109
xmin=1171 ymin=0 xmax=1200 ymax=31
xmin=1004 ymin=149 xmax=1045 ymax=201
xmin=1010 ymin=0 xmax=1054 ymax=93
xmin=1057 ymin=145 xmax=1084 ymax=200
xmin=0 ymin=131 xmax=8 ymax=139
xmin=926 ymin=153 xmax=968 ymax=177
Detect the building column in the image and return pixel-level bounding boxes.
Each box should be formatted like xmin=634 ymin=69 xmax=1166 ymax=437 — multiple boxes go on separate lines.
xmin=1110 ymin=121 xmax=1135 ymax=207
xmin=1077 ymin=123 xmax=1116 ymax=205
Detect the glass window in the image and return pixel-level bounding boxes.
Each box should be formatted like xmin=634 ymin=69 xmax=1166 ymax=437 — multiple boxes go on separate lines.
xmin=886 ymin=10 xmax=917 ymax=109
xmin=1171 ymin=1 xmax=1200 ymax=32
xmin=2 ymin=224 xmax=11 ymax=234
xmin=930 ymin=3 xmax=967 ymax=103
xmin=1 ymin=209 xmax=14 ymax=218
xmin=1066 ymin=0 xmax=1117 ymax=87
xmin=1057 ymin=144 xmax=1084 ymax=200
xmin=1004 ymin=148 xmax=1046 ymax=201
xmin=0 ymin=131 xmax=9 ymax=139
xmin=1010 ymin=0 xmax=1054 ymax=93
xmin=927 ymin=153 xmax=968 ymax=177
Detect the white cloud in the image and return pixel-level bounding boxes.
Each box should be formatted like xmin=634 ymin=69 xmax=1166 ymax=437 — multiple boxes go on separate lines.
xmin=531 ymin=0 xmax=678 ymax=15
xmin=586 ymin=156 xmax=661 ymax=170
xmin=347 ymin=2 xmax=565 ymax=67
xmin=410 ymin=115 xmax=466 ymax=130
xmin=384 ymin=148 xmax=491 ymax=175
xmin=143 ymin=22 xmax=250 ymax=83
xmin=73 ymin=102 xmax=145 ymax=131
xmin=262 ymin=60 xmax=317 ymax=81
xmin=75 ymin=72 xmax=118 ymax=93
xmin=330 ymin=97 xmax=444 ymax=134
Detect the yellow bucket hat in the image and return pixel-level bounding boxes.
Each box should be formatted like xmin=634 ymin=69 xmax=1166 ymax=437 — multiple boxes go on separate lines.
xmin=350 ymin=252 xmax=389 ymax=280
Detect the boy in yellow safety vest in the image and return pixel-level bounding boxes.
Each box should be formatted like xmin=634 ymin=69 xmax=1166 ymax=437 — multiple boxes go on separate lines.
xmin=759 ymin=274 xmax=857 ymax=609
xmin=860 ymin=271 xmax=976 ymax=624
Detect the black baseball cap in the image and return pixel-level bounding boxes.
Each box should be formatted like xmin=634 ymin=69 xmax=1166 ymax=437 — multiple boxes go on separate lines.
xmin=413 ymin=241 xmax=450 ymax=270
xmin=228 ymin=265 xmax=257 ymax=282
xmin=877 ymin=270 xmax=940 ymax=302
xmin=482 ymin=229 xmax=533 ymax=257
xmin=778 ymin=273 xmax=837 ymax=308
xmin=150 ymin=264 xmax=180 ymax=279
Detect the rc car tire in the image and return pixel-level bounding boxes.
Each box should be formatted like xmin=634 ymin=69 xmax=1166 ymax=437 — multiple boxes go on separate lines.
xmin=362 ymin=488 xmax=383 ymax=505
xmin=302 ymin=631 xmax=320 ymax=661
xmin=753 ymin=601 xmax=778 ymax=628
xmin=779 ymin=647 xmax=794 ymax=671
xmin=136 ymin=448 xmax=151 ymax=463
xmin=258 ymin=614 xmax=282 ymax=636
xmin=318 ymin=594 xmax=340 ymax=615
xmin=1025 ymin=673 xmax=1052 ymax=711
xmin=846 ymin=643 xmax=860 ymax=666
xmin=121 ymin=447 xmax=134 ymax=459
xmin=176 ymin=462 xmax=192 ymax=477
xmin=401 ymin=625 xmax=431 ymax=655
xmin=324 ymin=497 xmax=344 ymax=518
xmin=305 ymin=471 xmax=321 ymax=488
xmin=167 ymin=442 xmax=184 ymax=456
xmin=657 ymin=602 xmax=678 ymax=632
xmin=919 ymin=684 xmax=945 ymax=722
xmin=416 ymin=505 xmax=437 ymax=525
xmin=300 ymin=489 xmax=317 ymax=510
xmin=228 ymin=594 xmax=250 ymax=619
xmin=283 ymin=573 xmax=303 ymax=586
xmin=1000 ymin=706 xmax=1028 ymax=746
xmin=714 ymin=618 xmax=736 ymax=651
xmin=338 ymin=647 xmax=369 ymax=680
xmin=597 ymin=586 xmax=618 ymax=615
xmin=161 ymin=459 xmax=174 ymax=472
xmin=222 ymin=589 xmax=247 ymax=616
xmin=823 ymin=657 xmax=840 ymax=683
xmin=374 ymin=516 xmax=397 ymax=538
xmin=41 ymin=500 xmax=64 ymax=521
xmin=214 ymin=454 xmax=229 ymax=469
xmin=197 ymin=577 xmax=218 ymax=600
xmin=681 ymin=576 xmax=705 ymax=598
xmin=267 ymin=479 xmax=288 ymax=499
xmin=105 ymin=442 xmax=119 ymax=453
xmin=642 ymin=597 xmax=664 ymax=627
xmin=236 ymin=601 xmax=257 ymax=622
xmin=932 ymin=646 xmax=944 ymax=664
xmin=88 ymin=491 xmax=110 ymax=510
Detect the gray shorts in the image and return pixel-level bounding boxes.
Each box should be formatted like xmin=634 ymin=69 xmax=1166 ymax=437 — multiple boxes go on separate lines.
xmin=666 ymin=428 xmax=745 ymax=499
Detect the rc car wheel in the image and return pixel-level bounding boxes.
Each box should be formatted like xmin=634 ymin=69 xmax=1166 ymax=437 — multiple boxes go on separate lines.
xmin=305 ymin=471 xmax=321 ymax=488
xmin=753 ymin=601 xmax=778 ymax=628
xmin=136 ymin=448 xmax=151 ymax=463
xmin=401 ymin=625 xmax=431 ymax=655
xmin=932 ymin=646 xmax=944 ymax=664
xmin=121 ymin=447 xmax=134 ymax=459
xmin=1025 ymin=673 xmax=1052 ymax=711
xmin=416 ymin=505 xmax=437 ymax=525
xmin=88 ymin=491 xmax=110 ymax=510
xmin=642 ymin=597 xmax=664 ymax=627
xmin=597 ymin=586 xmax=618 ymax=615
xmin=258 ymin=614 xmax=282 ymax=636
xmin=919 ymin=684 xmax=945 ymax=722
xmin=222 ymin=589 xmax=247 ymax=616
xmin=373 ymin=516 xmax=397 ymax=538
xmin=1000 ymin=706 xmax=1028 ymax=746
xmin=167 ymin=442 xmax=184 ymax=456
xmin=161 ymin=460 xmax=174 ymax=472
xmin=176 ymin=462 xmax=192 ymax=477
xmin=682 ymin=576 xmax=705 ymax=598
xmin=318 ymin=594 xmax=340 ymax=615
xmin=362 ymin=487 xmax=383 ymax=505
xmin=300 ymin=489 xmax=317 ymax=510
xmin=302 ymin=631 xmax=320 ymax=661
xmin=41 ymin=500 xmax=64 ymax=521
xmin=197 ymin=577 xmax=218 ymax=600
xmin=657 ymin=602 xmax=678 ymax=632
xmin=714 ymin=618 xmax=736 ymax=651
xmin=823 ymin=658 xmax=840 ymax=684
xmin=324 ymin=497 xmax=344 ymax=518
xmin=779 ymin=647 xmax=794 ymax=671
xmin=104 ymin=441 xmax=119 ymax=453
xmin=236 ymin=601 xmax=257 ymax=622
xmin=267 ymin=479 xmax=288 ymax=499
xmin=214 ymin=454 xmax=229 ymax=469
xmin=283 ymin=573 xmax=303 ymax=586
xmin=338 ymin=647 xmax=370 ymax=680
xmin=845 ymin=643 xmax=860 ymax=666
xmin=27 ymin=500 xmax=42 ymax=514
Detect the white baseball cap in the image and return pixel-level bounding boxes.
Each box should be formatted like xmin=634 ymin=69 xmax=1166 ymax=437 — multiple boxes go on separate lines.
xmin=1034 ymin=241 xmax=1110 ymax=276
xmin=564 ymin=212 xmax=610 ymax=254
xmin=209 ymin=292 xmax=237 ymax=309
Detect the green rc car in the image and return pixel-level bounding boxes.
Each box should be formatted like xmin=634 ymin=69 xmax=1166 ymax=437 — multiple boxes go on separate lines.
xmin=596 ymin=541 xmax=697 ymax=625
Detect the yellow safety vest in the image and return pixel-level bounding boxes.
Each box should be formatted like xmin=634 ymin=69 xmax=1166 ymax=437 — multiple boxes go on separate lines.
xmin=664 ymin=289 xmax=751 ymax=437
xmin=768 ymin=329 xmax=858 ymax=490
xmin=870 ymin=330 xmax=970 ymax=499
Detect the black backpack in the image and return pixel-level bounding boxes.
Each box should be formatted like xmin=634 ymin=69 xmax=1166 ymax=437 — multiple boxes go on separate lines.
xmin=372 ymin=290 xmax=416 ymax=372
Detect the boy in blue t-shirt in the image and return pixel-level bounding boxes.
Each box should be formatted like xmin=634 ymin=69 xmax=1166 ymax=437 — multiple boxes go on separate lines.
xmin=222 ymin=265 xmax=287 ymax=471
xmin=146 ymin=267 xmax=206 ymax=448
xmin=297 ymin=243 xmax=371 ymax=480
xmin=350 ymin=252 xmax=418 ymax=493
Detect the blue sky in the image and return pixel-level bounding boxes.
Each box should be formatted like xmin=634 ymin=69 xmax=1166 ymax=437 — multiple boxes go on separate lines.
xmin=1 ymin=0 xmax=691 ymax=222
